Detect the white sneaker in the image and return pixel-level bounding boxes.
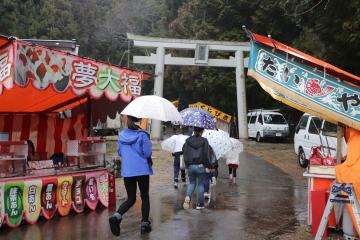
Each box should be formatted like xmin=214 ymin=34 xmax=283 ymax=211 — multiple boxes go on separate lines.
xmin=173 ymin=182 xmax=178 ymax=189
xmin=211 ymin=176 xmax=217 ymax=186
xmin=204 ymin=192 xmax=210 ymax=199
xmin=183 ymin=196 xmax=190 ymax=209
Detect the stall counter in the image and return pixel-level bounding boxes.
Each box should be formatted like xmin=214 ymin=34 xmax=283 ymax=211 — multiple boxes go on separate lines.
xmin=303 ymin=171 xmax=337 ymax=237
xmin=0 ymin=168 xmax=109 ymax=228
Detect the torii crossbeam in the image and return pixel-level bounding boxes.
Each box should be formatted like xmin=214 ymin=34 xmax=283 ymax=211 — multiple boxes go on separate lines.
xmin=127 ymin=33 xmax=250 ymax=140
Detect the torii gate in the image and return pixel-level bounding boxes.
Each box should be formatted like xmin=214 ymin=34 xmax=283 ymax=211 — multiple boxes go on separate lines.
xmin=127 ymin=33 xmax=250 ymax=140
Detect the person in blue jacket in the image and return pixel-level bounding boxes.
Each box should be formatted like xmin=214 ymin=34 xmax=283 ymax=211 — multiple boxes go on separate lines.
xmin=109 ymin=116 xmax=153 ymax=236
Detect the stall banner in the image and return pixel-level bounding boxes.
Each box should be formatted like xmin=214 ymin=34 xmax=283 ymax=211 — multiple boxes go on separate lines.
xmin=0 ymin=43 xmax=14 ymax=95
xmin=71 ymin=175 xmax=86 ymax=213
xmin=188 ymin=102 xmax=232 ymax=123
xmin=41 ymin=177 xmax=57 ymax=220
xmin=15 ymin=41 xmax=143 ymax=102
xmin=23 ymin=179 xmax=42 ymax=224
xmin=108 ymin=171 xmax=116 ymax=206
xmin=57 ymin=176 xmax=73 ymax=216
xmin=4 ymin=181 xmax=24 ymax=227
xmin=85 ymin=172 xmax=99 ymax=210
xmin=97 ymin=172 xmax=109 ymax=207
xmin=0 ymin=182 xmax=4 ymax=228
xmin=248 ymin=42 xmax=360 ymax=130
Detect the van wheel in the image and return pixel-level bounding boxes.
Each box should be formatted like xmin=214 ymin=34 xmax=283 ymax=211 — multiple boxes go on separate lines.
xmin=298 ymin=148 xmax=308 ymax=168
xmin=256 ymin=132 xmax=261 ymax=142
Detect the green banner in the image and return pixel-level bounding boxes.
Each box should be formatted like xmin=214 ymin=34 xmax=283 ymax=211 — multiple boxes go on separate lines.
xmin=4 ymin=181 xmax=24 ymax=227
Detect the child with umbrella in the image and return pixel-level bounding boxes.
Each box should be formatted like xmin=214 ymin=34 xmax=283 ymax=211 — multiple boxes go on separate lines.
xmin=161 ymin=127 xmax=189 ymax=188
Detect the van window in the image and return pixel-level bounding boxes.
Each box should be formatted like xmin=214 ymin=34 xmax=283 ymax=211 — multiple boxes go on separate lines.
xmin=249 ymin=116 xmax=256 ymax=124
xmin=258 ymin=114 xmax=263 ymax=124
xmin=263 ymin=114 xmax=286 ymax=124
xmin=247 ymin=116 xmax=251 ymax=123
xmin=323 ymin=121 xmax=337 ymax=137
xmin=308 ymin=117 xmax=322 ymax=134
xmin=297 ymin=115 xmax=309 ymax=132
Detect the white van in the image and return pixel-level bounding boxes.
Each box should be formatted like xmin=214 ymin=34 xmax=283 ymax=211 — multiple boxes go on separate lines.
xmin=247 ymin=109 xmax=289 ymax=142
xmin=294 ymin=113 xmax=347 ymax=168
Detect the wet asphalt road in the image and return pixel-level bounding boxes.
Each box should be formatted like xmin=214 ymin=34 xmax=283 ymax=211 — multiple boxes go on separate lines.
xmin=0 ymin=152 xmax=308 ymax=240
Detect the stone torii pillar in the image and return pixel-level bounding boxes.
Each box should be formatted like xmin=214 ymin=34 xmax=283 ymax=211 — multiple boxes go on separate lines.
xmin=152 ymin=47 xmax=165 ymax=140
xmin=127 ymin=33 xmax=250 ymax=140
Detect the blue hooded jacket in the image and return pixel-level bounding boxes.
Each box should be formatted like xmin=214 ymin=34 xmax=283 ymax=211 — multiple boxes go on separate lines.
xmin=118 ymin=128 xmax=153 ymax=177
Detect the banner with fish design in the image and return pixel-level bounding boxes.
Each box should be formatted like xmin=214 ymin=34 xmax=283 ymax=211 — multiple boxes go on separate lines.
xmin=248 ymin=42 xmax=360 ymax=130
xmin=23 ymin=179 xmax=42 ymax=224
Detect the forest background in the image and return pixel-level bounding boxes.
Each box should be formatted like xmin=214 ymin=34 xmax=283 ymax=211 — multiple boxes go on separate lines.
xmin=1 ymin=0 xmax=359 ymax=126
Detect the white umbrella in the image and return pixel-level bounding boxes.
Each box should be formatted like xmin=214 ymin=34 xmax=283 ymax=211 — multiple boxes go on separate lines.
xmin=230 ymin=138 xmax=243 ymax=151
xmin=161 ymin=134 xmax=189 ymax=153
xmin=202 ymin=129 xmax=232 ymax=159
xmin=121 ymin=95 xmax=182 ymax=122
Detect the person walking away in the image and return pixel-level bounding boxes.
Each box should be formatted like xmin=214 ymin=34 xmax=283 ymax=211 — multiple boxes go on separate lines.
xmin=225 ymin=147 xmax=241 ymax=184
xmin=109 ymin=116 xmax=153 ymax=236
xmin=182 ymin=127 xmax=212 ymax=210
xmin=172 ymin=130 xmax=189 ymax=188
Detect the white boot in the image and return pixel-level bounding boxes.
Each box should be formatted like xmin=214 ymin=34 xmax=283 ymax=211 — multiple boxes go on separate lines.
xmin=228 ymin=174 xmax=233 ymax=183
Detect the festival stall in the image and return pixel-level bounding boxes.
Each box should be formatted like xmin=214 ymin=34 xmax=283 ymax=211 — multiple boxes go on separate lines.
xmin=0 ymin=35 xmax=149 ymax=228
xmin=246 ymin=31 xmax=360 ymax=238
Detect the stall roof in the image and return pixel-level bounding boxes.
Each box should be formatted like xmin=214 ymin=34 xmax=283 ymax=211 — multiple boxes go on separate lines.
xmin=0 ymin=35 xmax=11 ymax=48
xmin=0 ymin=36 xmax=151 ymax=113
xmin=251 ymin=33 xmax=360 ymax=86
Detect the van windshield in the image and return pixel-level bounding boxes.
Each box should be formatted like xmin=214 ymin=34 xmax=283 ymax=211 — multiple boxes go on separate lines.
xmin=323 ymin=121 xmax=337 ymax=137
xmin=263 ymin=114 xmax=287 ymax=124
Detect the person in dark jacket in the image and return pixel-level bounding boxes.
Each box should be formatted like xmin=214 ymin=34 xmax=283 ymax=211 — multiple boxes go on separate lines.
xmin=182 ymin=127 xmax=212 ymax=210
xmin=109 ymin=116 xmax=153 ymax=236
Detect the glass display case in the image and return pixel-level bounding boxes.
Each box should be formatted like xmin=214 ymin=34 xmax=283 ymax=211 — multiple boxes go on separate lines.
xmin=66 ymin=137 xmax=106 ymax=169
xmin=0 ymin=140 xmax=28 ymax=177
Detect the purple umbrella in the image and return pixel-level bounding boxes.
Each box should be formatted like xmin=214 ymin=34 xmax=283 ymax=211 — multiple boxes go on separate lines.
xmin=179 ymin=108 xmax=217 ymax=130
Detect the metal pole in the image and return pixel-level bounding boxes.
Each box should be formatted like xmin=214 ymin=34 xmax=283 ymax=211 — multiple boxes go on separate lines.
xmin=336 ymin=124 xmax=344 ymax=164
xmin=235 ymin=50 xmax=248 ymax=139
xmin=152 ymin=47 xmax=165 ymax=140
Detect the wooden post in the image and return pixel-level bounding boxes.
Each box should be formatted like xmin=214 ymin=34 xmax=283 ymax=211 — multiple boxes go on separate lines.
xmin=336 ymin=124 xmax=344 ymax=164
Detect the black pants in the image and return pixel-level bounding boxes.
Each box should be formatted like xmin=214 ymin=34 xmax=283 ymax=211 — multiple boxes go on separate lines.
xmin=117 ymin=175 xmax=150 ymax=222
xmin=228 ymin=166 xmax=237 ymax=177
xmin=173 ymin=154 xmax=186 ymax=182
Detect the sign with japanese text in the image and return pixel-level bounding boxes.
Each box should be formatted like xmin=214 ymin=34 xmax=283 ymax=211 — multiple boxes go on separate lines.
xmin=248 ymin=42 xmax=360 ymax=130
xmin=23 ymin=179 xmax=42 ymax=224
xmin=0 ymin=170 xmax=109 ymax=229
xmin=4 ymin=181 xmax=24 ymax=227
xmin=0 ymin=44 xmax=14 ymax=95
xmin=189 ymin=102 xmax=232 ymax=123
xmin=71 ymin=175 xmax=86 ymax=213
xmin=85 ymin=173 xmax=99 ymax=210
xmin=0 ymin=183 xmax=4 ymax=228
xmin=57 ymin=176 xmax=73 ymax=216
xmin=13 ymin=41 xmax=144 ymax=102
xmin=97 ymin=173 xmax=109 ymax=207
xmin=41 ymin=177 xmax=57 ymax=220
